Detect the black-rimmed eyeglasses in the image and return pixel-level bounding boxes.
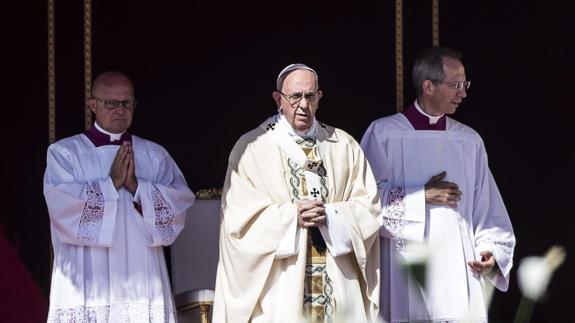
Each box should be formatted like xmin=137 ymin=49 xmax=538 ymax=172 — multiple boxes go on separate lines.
xmin=93 ymin=97 xmax=138 ymax=110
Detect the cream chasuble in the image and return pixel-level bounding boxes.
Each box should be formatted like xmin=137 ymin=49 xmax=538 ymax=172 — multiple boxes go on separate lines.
xmin=361 ymin=112 xmax=515 ymax=323
xmin=213 ymin=115 xmax=382 ymax=323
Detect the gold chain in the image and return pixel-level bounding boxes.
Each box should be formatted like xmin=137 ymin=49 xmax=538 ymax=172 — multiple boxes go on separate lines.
xmin=395 ymin=0 xmax=404 ymax=112
xmin=48 ymin=0 xmax=56 ymax=144
xmin=84 ymin=0 xmax=93 ymax=130
xmin=432 ymin=0 xmax=440 ymax=46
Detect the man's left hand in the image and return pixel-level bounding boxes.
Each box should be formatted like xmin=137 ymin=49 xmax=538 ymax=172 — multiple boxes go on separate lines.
xmin=467 ymin=251 xmax=496 ymax=276
xmin=124 ymin=142 xmax=138 ymax=194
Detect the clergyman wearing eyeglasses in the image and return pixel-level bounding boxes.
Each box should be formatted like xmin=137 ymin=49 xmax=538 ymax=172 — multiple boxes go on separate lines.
xmin=212 ymin=64 xmax=382 ymax=323
xmin=43 ymin=71 xmax=196 ymax=322
xmin=361 ymin=46 xmax=516 ymax=322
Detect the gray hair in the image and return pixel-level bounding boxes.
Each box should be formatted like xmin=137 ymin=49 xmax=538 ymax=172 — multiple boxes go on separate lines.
xmin=276 ymin=63 xmax=319 ymax=91
xmin=412 ymin=47 xmax=463 ymax=98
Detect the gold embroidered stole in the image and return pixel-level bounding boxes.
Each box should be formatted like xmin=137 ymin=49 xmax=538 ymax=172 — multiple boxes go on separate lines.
xmin=290 ymin=137 xmax=335 ymax=323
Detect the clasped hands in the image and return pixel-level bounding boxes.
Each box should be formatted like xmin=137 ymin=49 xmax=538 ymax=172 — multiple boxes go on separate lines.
xmin=297 ymin=199 xmax=326 ymax=228
xmin=110 ymin=141 xmax=138 ymax=194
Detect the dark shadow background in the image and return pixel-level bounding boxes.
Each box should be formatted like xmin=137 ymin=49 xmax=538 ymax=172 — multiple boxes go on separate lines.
xmin=4 ymin=1 xmax=573 ymax=321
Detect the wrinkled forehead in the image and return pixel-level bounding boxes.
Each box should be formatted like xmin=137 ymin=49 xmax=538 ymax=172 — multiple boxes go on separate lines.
xmin=282 ymin=69 xmax=318 ymax=91
xmin=93 ymin=81 xmax=135 ymax=98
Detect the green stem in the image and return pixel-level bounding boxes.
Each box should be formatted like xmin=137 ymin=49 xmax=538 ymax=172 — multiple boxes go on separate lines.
xmin=513 ymin=297 xmax=534 ymax=323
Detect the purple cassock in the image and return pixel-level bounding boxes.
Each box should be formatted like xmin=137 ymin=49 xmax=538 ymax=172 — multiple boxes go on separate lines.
xmin=401 ymin=104 xmax=446 ymax=131
xmin=83 ymin=126 xmax=132 ymax=147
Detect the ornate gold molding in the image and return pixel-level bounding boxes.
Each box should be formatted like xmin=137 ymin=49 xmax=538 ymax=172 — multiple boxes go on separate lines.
xmin=84 ymin=0 xmax=93 ymax=130
xmin=195 ymin=188 xmax=223 ymax=200
xmin=432 ymin=0 xmax=440 ymax=46
xmin=395 ymin=0 xmax=404 ymax=112
xmin=47 ymin=0 xmax=56 ymax=272
xmin=48 ymin=0 xmax=55 ymax=144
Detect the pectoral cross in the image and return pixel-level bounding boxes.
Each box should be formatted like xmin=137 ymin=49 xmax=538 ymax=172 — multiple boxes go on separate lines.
xmin=310 ymin=188 xmax=320 ymax=198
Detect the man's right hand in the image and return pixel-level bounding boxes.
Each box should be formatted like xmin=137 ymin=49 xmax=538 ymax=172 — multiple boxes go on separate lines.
xmin=124 ymin=142 xmax=138 ymax=194
xmin=424 ymin=171 xmax=462 ymax=208
xmin=110 ymin=141 xmax=130 ymax=190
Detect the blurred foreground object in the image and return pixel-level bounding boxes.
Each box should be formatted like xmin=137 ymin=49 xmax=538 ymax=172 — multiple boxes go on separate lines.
xmin=514 ymin=245 xmax=566 ymax=323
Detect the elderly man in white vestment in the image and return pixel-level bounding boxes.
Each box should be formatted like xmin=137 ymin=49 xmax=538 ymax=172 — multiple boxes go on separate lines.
xmin=361 ymin=47 xmax=516 ymax=322
xmin=43 ymin=71 xmax=196 ymax=322
xmin=212 ymin=64 xmax=382 ymax=323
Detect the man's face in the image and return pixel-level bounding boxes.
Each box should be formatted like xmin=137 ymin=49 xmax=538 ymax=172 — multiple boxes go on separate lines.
xmin=89 ymin=81 xmax=135 ymax=134
xmin=273 ymin=69 xmax=322 ymax=132
xmin=429 ymin=57 xmax=468 ymax=115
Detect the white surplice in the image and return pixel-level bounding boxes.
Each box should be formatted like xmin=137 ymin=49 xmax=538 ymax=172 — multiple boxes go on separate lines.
xmin=212 ymin=115 xmax=382 ymax=323
xmin=44 ymin=134 xmax=195 ymax=323
xmin=361 ymin=113 xmax=515 ymax=323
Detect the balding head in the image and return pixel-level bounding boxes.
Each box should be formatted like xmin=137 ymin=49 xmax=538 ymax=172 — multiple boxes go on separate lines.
xmin=89 ymin=71 xmax=136 ymax=134
xmin=91 ymin=71 xmax=134 ymax=97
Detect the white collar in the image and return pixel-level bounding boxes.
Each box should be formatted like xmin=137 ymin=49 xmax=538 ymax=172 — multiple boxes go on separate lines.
xmin=277 ymin=111 xmax=318 ymax=138
xmin=414 ymin=100 xmax=444 ymax=125
xmin=94 ymin=121 xmax=125 ymax=142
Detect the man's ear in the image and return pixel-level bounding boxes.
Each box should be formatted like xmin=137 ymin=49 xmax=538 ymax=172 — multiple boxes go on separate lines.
xmin=87 ymin=97 xmax=97 ymax=113
xmin=272 ymin=91 xmax=283 ymax=109
xmin=422 ymin=80 xmax=434 ymax=95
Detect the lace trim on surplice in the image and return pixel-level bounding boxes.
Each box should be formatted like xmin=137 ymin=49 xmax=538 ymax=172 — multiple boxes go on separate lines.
xmin=47 ymin=303 xmax=176 ymax=323
xmin=152 ymin=187 xmax=175 ymax=243
xmin=395 ymin=318 xmax=486 ymax=323
xmin=481 ymin=238 xmax=514 ymax=258
xmin=384 ymin=186 xmax=407 ymax=250
xmin=78 ymin=181 xmax=105 ymax=243
xmin=393 ymin=319 xmax=487 ymax=323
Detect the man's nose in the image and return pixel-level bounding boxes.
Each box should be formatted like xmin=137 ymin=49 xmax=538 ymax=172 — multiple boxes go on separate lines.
xmin=457 ymin=88 xmax=467 ymax=98
xmin=113 ymin=106 xmax=128 ymax=114
xmin=298 ymin=98 xmax=310 ymax=109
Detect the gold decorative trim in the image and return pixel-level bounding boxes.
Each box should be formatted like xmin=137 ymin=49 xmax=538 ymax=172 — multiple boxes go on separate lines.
xmin=48 ymin=0 xmax=56 ymax=144
xmin=432 ymin=0 xmax=440 ymax=46
xmin=84 ymin=0 xmax=93 ymax=130
xmin=177 ymin=301 xmax=214 ymax=312
xmin=195 ymin=188 xmax=222 ymax=200
xmin=395 ymin=0 xmax=404 ymax=112
xmin=177 ymin=303 xmax=212 ymax=323
xmin=47 ymin=0 xmax=56 ymax=273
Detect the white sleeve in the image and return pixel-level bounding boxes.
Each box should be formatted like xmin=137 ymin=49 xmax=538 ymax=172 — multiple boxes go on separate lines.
xmin=361 ymin=123 xmax=427 ymax=245
xmin=379 ymin=184 xmax=426 ymax=243
xmin=136 ymin=155 xmax=196 ymax=247
xmin=473 ymin=141 xmax=515 ymax=291
xmin=275 ymin=204 xmax=357 ymax=258
xmin=43 ymin=144 xmax=119 ymax=247
xmin=318 ymin=204 xmax=353 ymax=256
xmin=275 ymin=214 xmax=301 ymax=259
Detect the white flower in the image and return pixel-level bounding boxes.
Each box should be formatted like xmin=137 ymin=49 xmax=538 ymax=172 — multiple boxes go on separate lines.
xmin=399 ymin=241 xmax=430 ymax=266
xmin=397 ymin=241 xmax=430 ymax=288
xmin=516 ymin=245 xmax=566 ymax=301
